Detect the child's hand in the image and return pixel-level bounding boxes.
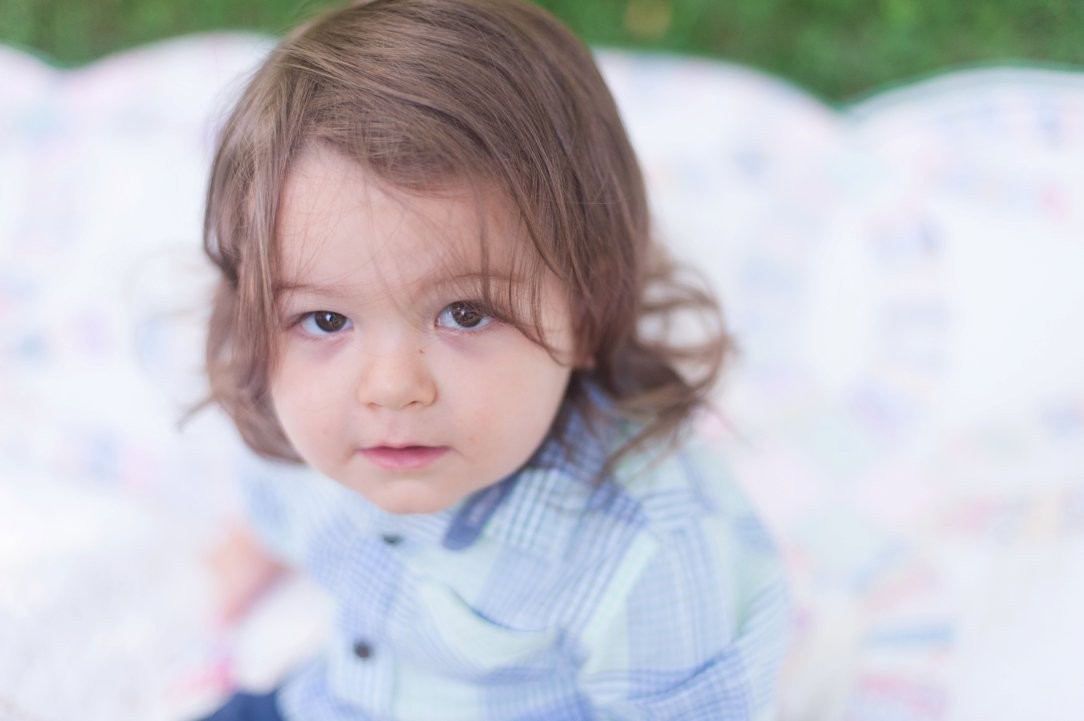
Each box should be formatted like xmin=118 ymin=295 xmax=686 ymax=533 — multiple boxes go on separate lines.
xmin=204 ymin=521 xmax=290 ymax=624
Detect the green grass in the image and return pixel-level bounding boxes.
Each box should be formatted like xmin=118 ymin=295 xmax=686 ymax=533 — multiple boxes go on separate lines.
xmin=2 ymin=0 xmax=1082 ymax=100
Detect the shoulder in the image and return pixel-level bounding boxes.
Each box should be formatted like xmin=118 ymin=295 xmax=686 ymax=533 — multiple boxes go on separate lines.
xmin=555 ymin=425 xmax=777 ymax=554
xmin=572 ymin=433 xmax=790 ymax=718
xmin=572 ymin=429 xmax=789 ymax=641
xmin=607 ymin=430 xmax=762 ymax=539
xmin=237 ymin=452 xmax=377 ymax=565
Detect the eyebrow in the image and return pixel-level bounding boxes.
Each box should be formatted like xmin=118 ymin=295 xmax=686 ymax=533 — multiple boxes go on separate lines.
xmin=273 ymin=270 xmax=525 ymax=300
xmin=428 ymin=270 xmax=524 ymax=293
xmin=273 ymin=280 xmax=353 ymax=298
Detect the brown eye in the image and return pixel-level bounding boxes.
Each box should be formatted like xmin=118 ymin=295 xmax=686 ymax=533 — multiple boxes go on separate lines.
xmin=301 ymin=311 xmax=351 ymax=335
xmin=438 ymin=301 xmax=492 ymax=330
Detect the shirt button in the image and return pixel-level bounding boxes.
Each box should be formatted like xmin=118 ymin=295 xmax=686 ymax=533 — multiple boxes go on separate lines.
xmin=381 ymin=534 xmax=403 ymax=546
xmin=353 ymin=640 xmax=374 ymax=659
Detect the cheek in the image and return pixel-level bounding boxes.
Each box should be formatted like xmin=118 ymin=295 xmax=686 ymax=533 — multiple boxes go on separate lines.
xmin=269 ymin=353 xmax=333 ymax=438
xmin=430 ymin=347 xmax=513 ymax=423
xmin=439 ymin=344 xmax=570 ymax=427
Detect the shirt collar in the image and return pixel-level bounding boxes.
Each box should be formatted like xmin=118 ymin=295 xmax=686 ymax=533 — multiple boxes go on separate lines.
xmin=338 ymin=384 xmax=625 ymax=559
xmin=333 ymin=434 xmax=610 ymax=556
xmin=451 ymin=394 xmax=624 ymax=560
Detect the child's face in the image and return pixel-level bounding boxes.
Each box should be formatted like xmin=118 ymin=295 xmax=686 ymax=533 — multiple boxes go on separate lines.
xmin=269 ymin=146 xmax=576 ymax=515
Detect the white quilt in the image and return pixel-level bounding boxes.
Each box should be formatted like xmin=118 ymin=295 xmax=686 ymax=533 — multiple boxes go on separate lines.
xmin=2 ymin=36 xmax=1083 ymax=721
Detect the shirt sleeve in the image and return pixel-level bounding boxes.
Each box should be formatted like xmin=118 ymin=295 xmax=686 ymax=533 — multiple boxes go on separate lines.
xmin=576 ymin=514 xmax=790 ymax=721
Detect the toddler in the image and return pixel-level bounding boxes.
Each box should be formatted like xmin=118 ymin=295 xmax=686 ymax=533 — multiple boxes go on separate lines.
xmin=199 ymin=0 xmax=789 ymax=718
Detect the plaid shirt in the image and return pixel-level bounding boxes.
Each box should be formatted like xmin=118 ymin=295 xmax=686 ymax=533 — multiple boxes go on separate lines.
xmin=241 ymin=420 xmax=789 ymax=721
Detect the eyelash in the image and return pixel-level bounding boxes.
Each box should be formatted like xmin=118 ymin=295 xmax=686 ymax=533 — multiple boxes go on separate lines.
xmin=291 ymin=300 xmax=501 ymax=338
xmin=295 ymin=311 xmax=352 ymax=337
xmin=435 ymin=300 xmax=496 ymax=331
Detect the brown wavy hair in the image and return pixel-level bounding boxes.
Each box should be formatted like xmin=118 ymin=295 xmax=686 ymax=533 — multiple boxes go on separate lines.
xmin=204 ymin=0 xmax=732 ymax=475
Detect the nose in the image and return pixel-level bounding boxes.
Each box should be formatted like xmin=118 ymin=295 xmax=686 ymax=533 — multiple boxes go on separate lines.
xmin=355 ymin=340 xmax=437 ymax=410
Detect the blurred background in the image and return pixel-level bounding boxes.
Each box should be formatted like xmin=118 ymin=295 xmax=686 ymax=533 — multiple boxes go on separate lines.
xmin=1 ymin=0 xmax=1082 ymax=100
xmin=4 ymin=1 xmax=1084 ymax=720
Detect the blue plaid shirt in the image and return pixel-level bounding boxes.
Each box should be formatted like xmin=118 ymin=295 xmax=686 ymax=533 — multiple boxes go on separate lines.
xmin=240 ymin=420 xmax=789 ymax=720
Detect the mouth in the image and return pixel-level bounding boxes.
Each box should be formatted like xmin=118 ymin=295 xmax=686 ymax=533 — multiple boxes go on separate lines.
xmin=360 ymin=445 xmax=449 ymax=471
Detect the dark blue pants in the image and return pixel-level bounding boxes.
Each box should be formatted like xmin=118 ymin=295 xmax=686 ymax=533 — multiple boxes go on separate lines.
xmin=197 ymin=690 xmax=284 ymax=721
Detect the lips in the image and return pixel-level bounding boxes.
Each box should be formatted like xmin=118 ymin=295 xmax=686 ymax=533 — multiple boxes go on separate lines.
xmin=360 ymin=445 xmax=449 ymax=470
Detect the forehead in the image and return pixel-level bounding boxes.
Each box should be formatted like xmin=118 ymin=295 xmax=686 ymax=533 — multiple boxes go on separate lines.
xmin=274 ymin=145 xmax=521 ymax=292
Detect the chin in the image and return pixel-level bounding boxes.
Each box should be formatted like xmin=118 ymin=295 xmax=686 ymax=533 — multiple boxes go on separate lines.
xmin=379 ymin=499 xmax=449 ymax=516
xmin=370 ymin=486 xmax=453 ymax=516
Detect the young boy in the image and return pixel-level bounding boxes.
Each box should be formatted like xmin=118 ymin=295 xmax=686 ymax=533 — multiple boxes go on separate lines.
xmin=199 ymin=1 xmax=790 ymax=718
